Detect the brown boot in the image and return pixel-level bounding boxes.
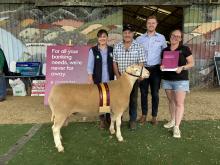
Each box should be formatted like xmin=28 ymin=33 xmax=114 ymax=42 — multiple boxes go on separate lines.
xmin=99 ymin=120 xmax=106 ymax=129
xmin=138 ymin=115 xmax=146 ymax=125
xmin=0 ymin=97 xmax=6 ymax=102
xmin=151 ymin=117 xmax=158 ymax=125
xmin=129 ymin=121 xmax=137 ymax=130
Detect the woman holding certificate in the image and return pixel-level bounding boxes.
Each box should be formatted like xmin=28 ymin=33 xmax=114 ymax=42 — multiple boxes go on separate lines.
xmin=160 ymin=29 xmax=194 ymax=138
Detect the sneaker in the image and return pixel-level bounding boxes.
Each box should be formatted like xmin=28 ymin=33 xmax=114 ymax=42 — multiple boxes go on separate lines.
xmin=138 ymin=115 xmax=147 ymax=125
xmin=163 ymin=120 xmax=175 ymax=128
xmin=173 ymin=126 xmax=181 ymax=138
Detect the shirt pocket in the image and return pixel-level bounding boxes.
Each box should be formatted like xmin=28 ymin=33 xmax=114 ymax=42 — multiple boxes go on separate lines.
xmin=154 ymin=39 xmax=163 ymax=46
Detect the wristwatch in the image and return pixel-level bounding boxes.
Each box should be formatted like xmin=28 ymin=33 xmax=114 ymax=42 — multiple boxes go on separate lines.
xmin=182 ymin=66 xmax=186 ymax=70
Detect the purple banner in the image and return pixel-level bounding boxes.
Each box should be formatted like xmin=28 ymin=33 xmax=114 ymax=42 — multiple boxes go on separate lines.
xmin=44 ymin=45 xmax=90 ymax=105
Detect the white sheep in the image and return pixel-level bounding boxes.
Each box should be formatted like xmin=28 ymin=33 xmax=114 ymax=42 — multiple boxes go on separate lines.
xmin=48 ymin=64 xmax=150 ymax=152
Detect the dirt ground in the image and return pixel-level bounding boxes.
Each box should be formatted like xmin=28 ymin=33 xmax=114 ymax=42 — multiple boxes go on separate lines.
xmin=0 ymin=88 xmax=220 ymax=124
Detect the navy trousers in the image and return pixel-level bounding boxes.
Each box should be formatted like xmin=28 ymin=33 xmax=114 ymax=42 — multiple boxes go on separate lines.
xmin=139 ymin=65 xmax=161 ymax=117
xmin=129 ymin=80 xmax=139 ymax=122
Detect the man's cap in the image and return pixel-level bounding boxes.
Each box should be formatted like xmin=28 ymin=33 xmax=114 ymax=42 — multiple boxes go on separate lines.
xmin=123 ymin=24 xmax=134 ymax=32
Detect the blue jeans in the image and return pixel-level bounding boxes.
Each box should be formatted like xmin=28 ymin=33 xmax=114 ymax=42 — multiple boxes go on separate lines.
xmin=129 ymin=80 xmax=139 ymax=122
xmin=0 ymin=76 xmax=6 ymax=100
xmin=162 ymin=80 xmax=190 ymax=92
xmin=139 ymin=66 xmax=161 ymax=117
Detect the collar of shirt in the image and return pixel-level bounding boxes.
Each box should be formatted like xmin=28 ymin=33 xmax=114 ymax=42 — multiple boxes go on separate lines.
xmin=118 ymin=40 xmax=137 ymax=50
xmin=144 ymin=32 xmax=159 ymax=37
xmin=97 ymin=45 xmax=107 ymax=52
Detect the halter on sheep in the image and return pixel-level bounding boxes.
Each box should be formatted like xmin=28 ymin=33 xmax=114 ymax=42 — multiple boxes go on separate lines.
xmin=48 ymin=64 xmax=150 ymax=152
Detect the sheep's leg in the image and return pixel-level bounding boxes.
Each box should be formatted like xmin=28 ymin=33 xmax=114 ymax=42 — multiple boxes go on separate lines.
xmin=63 ymin=117 xmax=69 ymax=127
xmin=50 ymin=104 xmax=55 ymax=122
xmin=109 ymin=113 xmax=116 ymax=135
xmin=116 ymin=113 xmax=123 ymax=142
xmin=52 ymin=115 xmax=66 ymax=152
xmin=58 ymin=116 xmax=69 ymax=140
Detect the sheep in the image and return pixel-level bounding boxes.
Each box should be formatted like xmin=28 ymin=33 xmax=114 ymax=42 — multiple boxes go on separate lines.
xmin=48 ymin=64 xmax=150 ymax=152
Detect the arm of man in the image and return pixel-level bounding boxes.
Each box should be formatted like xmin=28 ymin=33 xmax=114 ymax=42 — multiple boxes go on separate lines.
xmin=112 ymin=45 xmax=121 ymax=79
xmin=160 ymin=49 xmax=165 ymax=70
xmin=162 ymin=35 xmax=167 ymax=49
xmin=138 ymin=45 xmax=146 ymax=80
xmin=113 ymin=61 xmax=120 ymax=79
xmin=138 ymin=45 xmax=146 ymax=66
xmin=87 ymin=49 xmax=94 ymax=84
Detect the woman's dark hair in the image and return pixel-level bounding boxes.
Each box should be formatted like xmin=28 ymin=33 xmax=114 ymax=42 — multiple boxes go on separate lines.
xmin=97 ymin=29 xmax=108 ymax=38
xmin=169 ymin=29 xmax=183 ymax=39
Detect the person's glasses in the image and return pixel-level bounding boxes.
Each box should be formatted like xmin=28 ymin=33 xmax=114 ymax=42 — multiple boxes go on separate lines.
xmin=171 ymin=34 xmax=181 ymax=39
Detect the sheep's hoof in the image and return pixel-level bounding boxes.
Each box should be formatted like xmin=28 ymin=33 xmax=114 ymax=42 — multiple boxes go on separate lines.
xmin=57 ymin=146 xmax=64 ymax=152
xmin=117 ymin=136 xmax=124 ymax=142
xmin=110 ymin=129 xmax=115 ymax=135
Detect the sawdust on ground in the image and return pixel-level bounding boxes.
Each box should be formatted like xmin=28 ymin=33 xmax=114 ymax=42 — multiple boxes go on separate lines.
xmin=0 ymin=88 xmax=219 ymax=124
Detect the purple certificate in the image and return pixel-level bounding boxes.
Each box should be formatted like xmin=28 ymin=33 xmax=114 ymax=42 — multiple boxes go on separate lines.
xmin=162 ymin=51 xmax=180 ymax=71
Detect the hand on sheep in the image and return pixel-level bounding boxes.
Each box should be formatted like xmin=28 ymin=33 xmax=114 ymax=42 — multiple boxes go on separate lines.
xmin=138 ymin=77 xmax=144 ymax=81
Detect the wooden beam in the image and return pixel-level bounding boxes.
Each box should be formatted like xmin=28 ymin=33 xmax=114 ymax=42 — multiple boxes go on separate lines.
xmin=0 ymin=0 xmax=211 ymax=5
xmin=35 ymin=0 xmax=210 ymax=6
xmin=158 ymin=7 xmax=182 ymax=26
xmin=0 ymin=0 xmax=34 ymax=3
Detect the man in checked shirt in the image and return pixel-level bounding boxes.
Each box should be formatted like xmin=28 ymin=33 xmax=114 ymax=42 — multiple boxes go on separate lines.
xmin=113 ymin=24 xmax=146 ymax=130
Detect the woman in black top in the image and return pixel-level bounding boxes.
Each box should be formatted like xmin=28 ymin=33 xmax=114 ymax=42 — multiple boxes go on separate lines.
xmin=161 ymin=29 xmax=194 ymax=138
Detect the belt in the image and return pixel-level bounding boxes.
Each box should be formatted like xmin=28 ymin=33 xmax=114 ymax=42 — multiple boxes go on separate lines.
xmin=145 ymin=64 xmax=160 ymax=68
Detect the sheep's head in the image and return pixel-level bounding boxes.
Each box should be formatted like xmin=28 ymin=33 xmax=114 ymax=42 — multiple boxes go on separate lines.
xmin=125 ymin=64 xmax=150 ymax=79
